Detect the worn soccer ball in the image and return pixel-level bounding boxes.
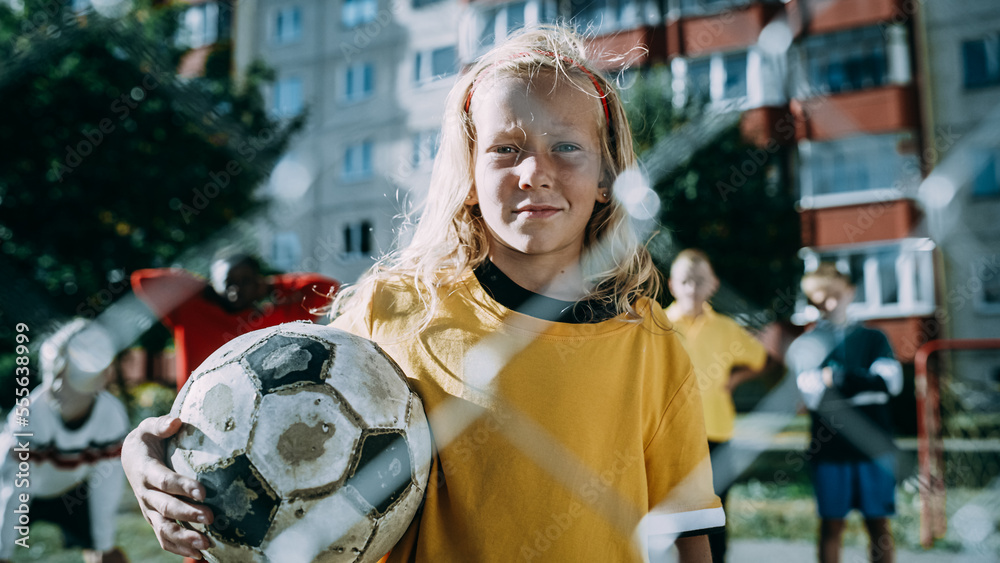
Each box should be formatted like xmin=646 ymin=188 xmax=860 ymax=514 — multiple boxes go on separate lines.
xmin=166 ymin=321 xmax=431 ymax=563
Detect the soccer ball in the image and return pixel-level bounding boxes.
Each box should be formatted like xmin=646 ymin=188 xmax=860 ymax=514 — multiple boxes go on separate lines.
xmin=166 ymin=322 xmax=432 ymax=563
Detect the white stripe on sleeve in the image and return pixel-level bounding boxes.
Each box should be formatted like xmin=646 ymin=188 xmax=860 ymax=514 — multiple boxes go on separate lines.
xmin=639 ymin=505 xmax=726 ymax=535
xmin=871 ymin=357 xmax=904 ymax=396
xmin=797 ymin=368 xmax=826 ymax=411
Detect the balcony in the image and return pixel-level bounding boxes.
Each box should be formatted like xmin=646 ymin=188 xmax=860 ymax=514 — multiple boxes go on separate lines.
xmin=799 ymin=198 xmax=922 ymax=248
xmin=672 ymin=1 xmax=783 ymax=57
xmin=792 ymin=85 xmax=919 ymax=141
xmin=786 ymin=0 xmax=908 ymax=36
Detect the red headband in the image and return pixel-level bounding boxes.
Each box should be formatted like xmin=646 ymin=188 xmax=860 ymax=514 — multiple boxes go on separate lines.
xmin=463 ymin=49 xmax=613 ymax=130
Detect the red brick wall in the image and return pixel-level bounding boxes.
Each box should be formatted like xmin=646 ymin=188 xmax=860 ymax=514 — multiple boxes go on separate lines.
xmin=794 ymin=85 xmax=919 ymax=141
xmin=799 ymin=199 xmax=921 ymax=247
xmin=866 ymin=317 xmax=937 ymax=363
xmin=805 ymin=0 xmax=906 ymax=35
xmin=681 ymin=3 xmax=781 ymax=57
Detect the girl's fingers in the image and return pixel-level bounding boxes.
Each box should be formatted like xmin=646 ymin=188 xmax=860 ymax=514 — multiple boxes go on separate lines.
xmin=141 ymin=415 xmax=184 ymax=439
xmin=140 ymin=488 xmax=213 ymax=525
xmin=140 ymin=456 xmax=206 ymax=504
xmin=147 ymin=510 xmax=211 ymax=559
xmin=123 ymin=416 xmax=207 ymax=503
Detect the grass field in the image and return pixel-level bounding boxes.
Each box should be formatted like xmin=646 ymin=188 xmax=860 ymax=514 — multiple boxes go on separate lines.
xmin=10 ymin=388 xmax=995 ymax=561
xmin=10 ymin=486 xmax=181 ymax=563
xmin=10 ymin=479 xmax=995 ymax=562
xmin=727 ymin=479 xmax=999 ymax=556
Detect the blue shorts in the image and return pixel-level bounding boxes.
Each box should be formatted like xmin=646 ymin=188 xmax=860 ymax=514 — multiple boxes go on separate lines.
xmin=810 ymin=456 xmax=896 ymax=519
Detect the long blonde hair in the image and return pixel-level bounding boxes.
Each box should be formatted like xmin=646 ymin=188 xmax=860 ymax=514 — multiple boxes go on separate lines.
xmin=334 ymin=25 xmax=661 ymax=324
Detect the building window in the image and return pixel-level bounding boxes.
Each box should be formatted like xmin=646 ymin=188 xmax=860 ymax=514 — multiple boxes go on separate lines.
xmin=412 ymin=129 xmax=441 ymax=168
xmin=274 ymin=6 xmax=302 ymax=45
xmin=722 ymin=52 xmax=748 ymax=100
xmin=274 ymin=77 xmax=304 ymax=117
xmin=799 ymin=133 xmax=920 ymax=202
xmin=272 ymin=231 xmax=302 ymax=272
xmin=342 ymin=141 xmax=374 ymax=181
xmin=343 ymin=0 xmax=378 ymax=28
xmin=678 ymin=0 xmax=751 ymax=16
xmin=963 ymin=34 xmax=1000 ymax=89
xmin=569 ymin=0 xmax=637 ymax=32
xmin=686 ymin=57 xmax=712 ymax=105
xmin=801 ymin=26 xmax=888 ymax=95
xmin=414 ymin=46 xmax=458 ymax=84
xmin=797 ymin=239 xmax=936 ymax=322
xmin=343 ymin=220 xmax=373 ymax=259
xmin=972 ymin=150 xmax=1000 ymax=197
xmin=476 ymin=0 xmax=555 ymax=54
xmin=344 ymin=63 xmax=375 ymax=102
xmin=180 ymin=2 xmax=222 ymax=48
xmin=972 ymin=255 xmax=1000 ymax=314
xmin=681 ymin=51 xmax=747 ymax=107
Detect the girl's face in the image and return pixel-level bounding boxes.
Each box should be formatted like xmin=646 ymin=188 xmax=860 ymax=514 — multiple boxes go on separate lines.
xmin=468 ymin=73 xmax=608 ymax=266
xmin=668 ymin=259 xmax=718 ymax=310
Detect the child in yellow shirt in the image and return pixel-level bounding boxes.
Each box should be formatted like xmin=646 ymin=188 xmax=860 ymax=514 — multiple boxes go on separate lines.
xmin=666 ymin=249 xmax=771 ymax=562
xmin=122 ymin=26 xmax=721 ymax=563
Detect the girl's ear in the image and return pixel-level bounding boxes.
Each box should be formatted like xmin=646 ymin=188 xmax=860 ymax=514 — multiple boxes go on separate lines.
xmin=596 ymin=184 xmax=610 ymax=204
xmin=466 ymin=187 xmax=478 ymax=206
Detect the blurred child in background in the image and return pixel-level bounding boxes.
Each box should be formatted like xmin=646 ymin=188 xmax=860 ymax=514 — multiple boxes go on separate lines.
xmin=132 ymin=252 xmax=338 ymax=390
xmin=0 ymin=319 xmax=131 ymax=563
xmin=666 ymin=249 xmax=773 ymax=562
xmin=786 ymin=263 xmax=902 ymax=563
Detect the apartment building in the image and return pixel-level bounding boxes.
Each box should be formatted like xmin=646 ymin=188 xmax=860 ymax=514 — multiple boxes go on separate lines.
xmin=918 ymin=0 xmax=1000 ymax=405
xmin=222 ymin=0 xmax=995 ymax=380
xmin=455 ymin=0 xmax=935 ymax=358
xmin=227 ymin=0 xmax=462 ymax=283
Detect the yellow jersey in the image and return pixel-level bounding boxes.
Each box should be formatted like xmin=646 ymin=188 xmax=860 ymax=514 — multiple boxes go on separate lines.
xmin=332 ymin=270 xmax=723 ymax=562
xmin=665 ymin=303 xmax=767 ymax=443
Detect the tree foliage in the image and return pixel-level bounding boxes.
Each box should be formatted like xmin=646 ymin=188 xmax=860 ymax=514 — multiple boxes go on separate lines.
xmin=0 ymin=0 xmax=303 ymax=403
xmin=624 ymin=69 xmax=802 ymax=322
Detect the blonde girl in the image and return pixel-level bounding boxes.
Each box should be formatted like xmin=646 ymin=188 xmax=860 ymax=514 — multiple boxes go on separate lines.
xmin=122 ymin=25 xmax=720 ymax=563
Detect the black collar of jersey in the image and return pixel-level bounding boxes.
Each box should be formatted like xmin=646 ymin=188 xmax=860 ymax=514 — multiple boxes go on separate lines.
xmin=473 ymin=259 xmax=618 ymax=324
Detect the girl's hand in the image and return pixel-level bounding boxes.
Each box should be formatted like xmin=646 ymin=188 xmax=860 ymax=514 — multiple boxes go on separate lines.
xmin=122 ymin=416 xmax=214 ymax=559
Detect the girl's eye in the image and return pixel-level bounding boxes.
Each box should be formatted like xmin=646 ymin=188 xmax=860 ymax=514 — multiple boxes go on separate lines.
xmin=554 ymin=144 xmax=580 ymax=152
xmin=495 ymin=146 xmax=517 ymax=154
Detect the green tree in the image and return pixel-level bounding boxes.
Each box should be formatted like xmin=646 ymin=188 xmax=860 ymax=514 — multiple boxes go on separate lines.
xmin=624 ymin=68 xmax=801 ymax=324
xmin=0 ymin=0 xmax=304 ymax=406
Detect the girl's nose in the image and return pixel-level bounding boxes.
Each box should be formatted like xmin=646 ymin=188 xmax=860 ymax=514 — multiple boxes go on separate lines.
xmin=517 ymin=151 xmax=554 ymax=190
